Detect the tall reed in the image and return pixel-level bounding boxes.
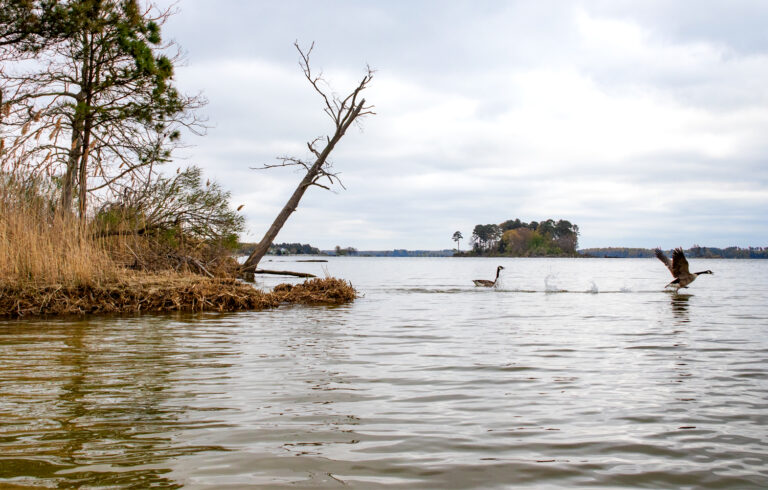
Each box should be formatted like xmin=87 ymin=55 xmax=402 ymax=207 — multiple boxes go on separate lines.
xmin=0 ymin=178 xmax=117 ymax=287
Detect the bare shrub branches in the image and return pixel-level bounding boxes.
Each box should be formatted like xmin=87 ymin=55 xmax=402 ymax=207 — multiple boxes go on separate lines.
xmin=297 ymin=41 xmax=376 ymax=129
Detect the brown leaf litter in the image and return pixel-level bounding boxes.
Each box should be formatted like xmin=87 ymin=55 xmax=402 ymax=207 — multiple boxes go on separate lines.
xmin=0 ymin=276 xmax=357 ymax=319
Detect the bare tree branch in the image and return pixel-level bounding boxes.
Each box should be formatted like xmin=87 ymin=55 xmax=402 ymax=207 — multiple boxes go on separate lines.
xmin=241 ymin=43 xmax=373 ymax=274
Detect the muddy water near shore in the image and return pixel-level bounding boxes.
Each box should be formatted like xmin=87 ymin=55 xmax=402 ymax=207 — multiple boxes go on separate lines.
xmin=1 ymin=257 xmax=767 ymax=488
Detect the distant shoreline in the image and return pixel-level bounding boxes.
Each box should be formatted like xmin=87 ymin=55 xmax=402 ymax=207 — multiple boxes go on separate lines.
xmin=578 ymin=246 xmax=767 ymax=259
xmin=257 ymin=245 xmax=767 ymax=260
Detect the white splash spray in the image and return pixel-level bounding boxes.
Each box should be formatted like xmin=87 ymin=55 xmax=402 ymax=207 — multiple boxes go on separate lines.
xmin=544 ymin=274 xmax=561 ymax=292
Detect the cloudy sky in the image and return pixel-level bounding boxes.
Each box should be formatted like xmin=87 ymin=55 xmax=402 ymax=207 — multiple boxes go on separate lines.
xmin=159 ymin=0 xmax=768 ymax=250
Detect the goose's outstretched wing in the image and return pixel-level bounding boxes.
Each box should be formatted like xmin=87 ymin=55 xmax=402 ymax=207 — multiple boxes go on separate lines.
xmin=654 ymin=248 xmax=673 ymax=275
xmin=671 ymin=247 xmax=690 ymax=276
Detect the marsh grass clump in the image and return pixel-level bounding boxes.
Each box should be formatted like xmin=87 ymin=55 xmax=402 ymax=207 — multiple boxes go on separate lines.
xmin=272 ymin=277 xmax=357 ymax=305
xmin=0 ymin=274 xmax=280 ymax=318
xmin=0 ymin=177 xmax=118 ymax=288
xmin=101 ymin=230 xmax=241 ymax=278
xmin=0 ymin=275 xmax=358 ymax=318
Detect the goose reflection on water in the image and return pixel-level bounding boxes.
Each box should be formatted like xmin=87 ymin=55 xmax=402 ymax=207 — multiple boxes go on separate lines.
xmin=670 ymin=292 xmax=692 ymax=324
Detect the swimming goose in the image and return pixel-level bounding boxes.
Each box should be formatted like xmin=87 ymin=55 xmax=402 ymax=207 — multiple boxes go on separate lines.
xmin=654 ymin=247 xmax=713 ymax=289
xmin=473 ymin=265 xmax=504 ymax=287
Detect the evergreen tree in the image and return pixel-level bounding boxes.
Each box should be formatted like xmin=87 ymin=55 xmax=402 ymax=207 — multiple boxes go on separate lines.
xmin=452 ymin=230 xmax=463 ymax=251
xmin=0 ymin=0 xmax=204 ymax=220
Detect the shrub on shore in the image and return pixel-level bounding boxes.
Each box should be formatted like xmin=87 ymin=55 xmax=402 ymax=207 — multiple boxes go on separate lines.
xmin=0 ymin=171 xmax=243 ymax=286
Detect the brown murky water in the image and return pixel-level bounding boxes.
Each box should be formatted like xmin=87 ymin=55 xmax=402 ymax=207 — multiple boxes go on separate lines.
xmin=1 ymin=258 xmax=767 ymax=488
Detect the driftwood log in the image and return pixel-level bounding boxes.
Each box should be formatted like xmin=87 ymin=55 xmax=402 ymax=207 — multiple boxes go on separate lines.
xmin=255 ymin=269 xmax=316 ymax=278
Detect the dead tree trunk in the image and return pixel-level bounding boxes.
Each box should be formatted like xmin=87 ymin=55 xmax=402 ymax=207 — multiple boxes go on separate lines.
xmin=241 ymin=43 xmax=374 ymax=276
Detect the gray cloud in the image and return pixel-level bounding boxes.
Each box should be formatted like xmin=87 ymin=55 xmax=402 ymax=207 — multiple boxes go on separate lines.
xmin=159 ymin=0 xmax=768 ymax=250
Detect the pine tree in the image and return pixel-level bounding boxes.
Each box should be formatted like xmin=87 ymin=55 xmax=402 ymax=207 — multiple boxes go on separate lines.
xmin=0 ymin=0 xmax=204 ymax=220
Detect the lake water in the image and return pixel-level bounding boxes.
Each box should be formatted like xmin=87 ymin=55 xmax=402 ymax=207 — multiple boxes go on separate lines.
xmin=1 ymin=257 xmax=767 ymax=488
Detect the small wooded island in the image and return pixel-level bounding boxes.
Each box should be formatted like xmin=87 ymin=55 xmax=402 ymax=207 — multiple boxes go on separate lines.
xmin=0 ymin=2 xmax=361 ymax=318
xmin=455 ymin=219 xmax=580 ymax=257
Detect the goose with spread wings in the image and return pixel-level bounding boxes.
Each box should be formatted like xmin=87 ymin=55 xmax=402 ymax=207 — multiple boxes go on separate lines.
xmin=654 ymin=247 xmax=713 ymax=289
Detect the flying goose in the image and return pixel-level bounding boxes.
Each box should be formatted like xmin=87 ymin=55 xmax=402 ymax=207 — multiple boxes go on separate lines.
xmin=654 ymin=247 xmax=713 ymax=289
xmin=473 ymin=265 xmax=504 ymax=287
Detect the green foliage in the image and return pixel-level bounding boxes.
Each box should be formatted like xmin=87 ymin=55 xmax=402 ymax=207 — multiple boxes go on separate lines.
xmin=471 ymin=224 xmax=501 ymax=251
xmin=1 ymin=0 xmax=204 ymax=216
xmin=0 ymin=0 xmax=74 ymax=52
xmin=334 ymin=246 xmax=358 ymax=256
xmin=466 ymin=218 xmax=579 ymax=257
xmin=578 ymin=247 xmax=653 ymax=258
xmin=452 ymin=230 xmax=463 ymax=251
xmin=527 ymin=231 xmax=547 ymax=252
xmin=267 ymin=243 xmax=321 ymax=255
xmin=95 ymin=166 xmax=244 ymax=249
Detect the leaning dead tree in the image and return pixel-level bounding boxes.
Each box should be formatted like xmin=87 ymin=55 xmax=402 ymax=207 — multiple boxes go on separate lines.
xmin=241 ymin=42 xmax=374 ymax=275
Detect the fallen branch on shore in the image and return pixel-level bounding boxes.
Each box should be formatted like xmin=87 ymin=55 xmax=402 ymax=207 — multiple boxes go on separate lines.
xmin=0 ymin=275 xmax=355 ymax=319
xmin=255 ymin=269 xmax=316 ymax=278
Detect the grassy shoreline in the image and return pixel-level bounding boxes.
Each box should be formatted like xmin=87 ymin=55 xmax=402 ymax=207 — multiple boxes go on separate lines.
xmin=0 ymin=179 xmax=356 ymax=319
xmin=0 ymin=275 xmax=356 ymax=319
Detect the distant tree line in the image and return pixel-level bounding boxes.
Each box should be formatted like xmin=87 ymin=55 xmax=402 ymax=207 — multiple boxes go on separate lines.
xmin=272 ymin=243 xmax=321 ymax=255
xmin=460 ymin=218 xmax=580 ymax=257
xmin=269 ymin=242 xmax=320 ymax=255
xmin=333 ymin=245 xmax=358 ymax=256
xmin=360 ymin=249 xmax=454 ymax=257
xmin=580 ymin=246 xmax=768 ymax=259
xmin=236 ymin=242 xmax=320 ymax=256
xmin=577 ymin=247 xmax=653 ymax=258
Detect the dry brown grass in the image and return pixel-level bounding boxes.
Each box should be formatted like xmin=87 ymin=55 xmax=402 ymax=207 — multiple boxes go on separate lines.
xmin=0 ymin=181 xmax=118 ymax=288
xmin=101 ymin=231 xmax=242 ymax=278
xmin=0 ymin=274 xmax=275 ymax=317
xmin=272 ymin=277 xmax=357 ymax=305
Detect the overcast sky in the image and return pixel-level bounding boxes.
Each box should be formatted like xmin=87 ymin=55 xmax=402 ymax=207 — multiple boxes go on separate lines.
xmin=159 ymin=1 xmax=768 ymax=250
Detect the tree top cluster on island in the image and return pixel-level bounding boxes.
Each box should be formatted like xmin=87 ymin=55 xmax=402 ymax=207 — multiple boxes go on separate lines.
xmin=454 ymin=218 xmax=580 ymax=257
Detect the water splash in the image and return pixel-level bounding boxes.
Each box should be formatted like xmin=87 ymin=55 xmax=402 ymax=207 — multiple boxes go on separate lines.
xmin=588 ymin=281 xmax=599 ymax=294
xmin=544 ymin=274 xmax=562 ymax=293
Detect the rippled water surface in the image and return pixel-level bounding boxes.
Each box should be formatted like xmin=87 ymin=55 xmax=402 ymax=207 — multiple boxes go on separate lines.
xmin=1 ymin=257 xmax=767 ymax=488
